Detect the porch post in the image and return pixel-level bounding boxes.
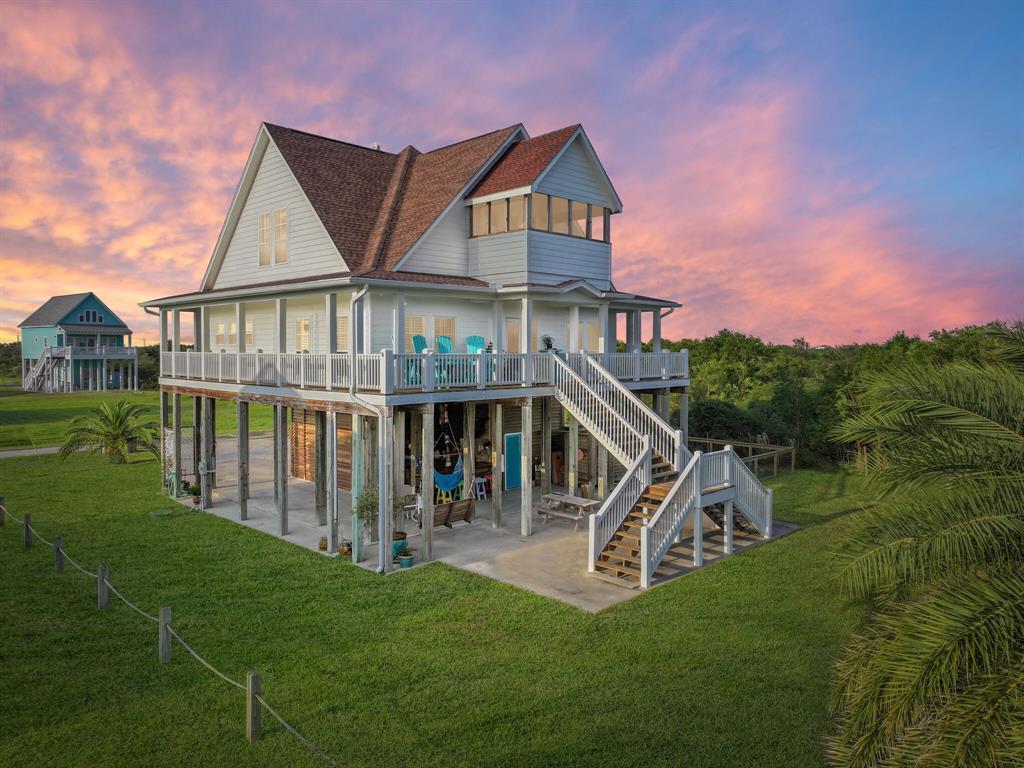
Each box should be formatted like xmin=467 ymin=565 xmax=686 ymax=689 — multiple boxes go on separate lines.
xmin=652 ymin=310 xmax=662 ymax=353
xmin=171 ymin=393 xmax=182 ymax=496
xmin=378 ymin=408 xmax=394 ymax=573
xmin=274 ymin=298 xmax=286 ymax=386
xmin=236 ymin=302 xmax=246 ymax=384
xmin=314 ymin=411 xmax=327 ymax=526
xmin=202 ymin=397 xmax=215 ymax=504
xmin=597 ymin=443 xmax=608 ymax=500
xmin=421 ymin=404 xmax=434 ymax=561
xmin=463 ymin=402 xmax=475 ymax=501
xmin=326 ymin=410 xmax=339 ymax=553
xmin=394 ymin=408 xmax=406 ymax=496
xmin=568 ymin=305 xmax=580 ymax=353
xmin=680 ymin=386 xmax=689 ymax=444
xmin=237 ymin=400 xmax=249 ymax=521
xmin=273 ymin=405 xmax=288 ymax=534
xmin=392 ymin=293 xmax=405 ymax=354
xmin=521 ymin=397 xmax=533 ymax=536
xmin=171 ymin=309 xmax=181 ymax=376
xmin=567 ymin=413 xmax=579 ymax=495
xmin=541 ymin=397 xmax=552 ymax=494
xmin=192 ymin=396 xmax=202 ymax=480
xmin=491 ymin=301 xmax=503 ymax=351
xmin=351 ymin=416 xmax=365 ymax=562
xmin=490 ymin=401 xmax=502 ymax=527
xmin=208 ymin=397 xmax=217 ymax=488
xmin=588 ymin=432 xmax=598 ymax=498
xmin=723 ymin=499 xmax=734 ymax=555
xmin=521 ymin=296 xmax=533 ymax=384
xmin=159 ymin=389 xmax=169 ymax=477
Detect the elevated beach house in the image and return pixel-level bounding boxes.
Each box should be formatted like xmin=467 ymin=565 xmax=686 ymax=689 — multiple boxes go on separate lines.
xmin=142 ymin=122 xmax=772 ymax=586
xmin=19 ymin=292 xmax=139 ymax=392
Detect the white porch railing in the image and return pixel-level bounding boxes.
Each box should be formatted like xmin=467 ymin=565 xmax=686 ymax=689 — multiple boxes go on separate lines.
xmin=730 ymin=448 xmax=774 ymax=538
xmin=700 ymin=449 xmax=730 ymax=490
xmin=159 ymin=348 xmax=688 ymax=395
xmin=568 ymin=353 xmax=687 ymax=470
xmin=594 ymin=350 xmax=688 ymax=381
xmin=588 ymin=439 xmax=652 ymax=572
xmin=640 ymin=450 xmax=703 ymax=587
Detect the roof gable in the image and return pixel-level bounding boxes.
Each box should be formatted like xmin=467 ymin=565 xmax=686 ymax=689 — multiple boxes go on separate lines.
xmin=19 ymin=293 xmax=128 ymax=330
xmin=467 ymin=125 xmax=579 ymax=199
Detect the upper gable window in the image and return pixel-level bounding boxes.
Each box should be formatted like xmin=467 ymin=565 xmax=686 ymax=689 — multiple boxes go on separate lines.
xmin=258 ymin=213 xmax=271 ymax=266
xmin=570 ymin=201 xmax=588 ymax=238
xmin=529 ymin=194 xmax=610 ymax=243
xmin=550 ymin=197 xmax=569 ymax=235
xmin=508 ymin=196 xmax=526 ymax=231
xmin=530 ymin=193 xmax=548 ymax=230
xmin=489 ymin=199 xmax=508 ymax=234
xmin=274 ymin=209 xmax=288 ymax=264
xmin=258 ymin=208 xmax=288 ymax=267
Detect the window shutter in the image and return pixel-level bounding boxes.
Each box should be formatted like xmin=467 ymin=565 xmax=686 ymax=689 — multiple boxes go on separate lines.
xmin=336 ymin=315 xmax=350 ymax=352
xmin=405 ymin=316 xmax=425 ymax=352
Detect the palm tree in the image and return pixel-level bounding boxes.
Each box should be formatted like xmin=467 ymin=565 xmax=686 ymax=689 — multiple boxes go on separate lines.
xmin=829 ymin=324 xmax=1024 ymax=767
xmin=60 ymin=400 xmax=160 ymax=464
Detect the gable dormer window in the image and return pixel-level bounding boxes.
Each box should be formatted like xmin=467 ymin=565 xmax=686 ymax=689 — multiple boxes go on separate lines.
xmin=258 ymin=213 xmax=271 ymax=266
xmin=258 ymin=209 xmax=288 ymax=266
xmin=471 ymin=195 xmax=527 ymax=237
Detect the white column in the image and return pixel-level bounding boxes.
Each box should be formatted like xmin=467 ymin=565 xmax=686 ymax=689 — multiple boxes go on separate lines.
xmin=521 ymin=397 xmax=533 ymax=536
xmin=324 ymin=294 xmax=336 ymax=353
xmin=236 ymin=301 xmax=246 ymax=385
xmin=597 ymin=304 xmax=610 ymax=354
xmin=362 ymin=292 xmax=373 ymax=355
xmin=392 ymin=293 xmax=405 ymax=353
xmin=274 ymin=298 xmax=286 ymax=386
xmin=568 ymin=305 xmax=580 ymax=353
xmin=377 ymin=408 xmax=393 ymax=573
xmin=326 ymin=410 xmax=339 ymax=553
xmin=491 ymin=402 xmax=502 ymax=527
xmin=171 ymin=309 xmax=181 ymax=377
xmin=491 ymin=300 xmax=504 ymax=351
xmin=351 ymin=416 xmax=365 ymax=562
xmin=632 ymin=310 xmax=643 ymax=353
xmin=652 ymin=310 xmax=662 ymax=353
xmin=421 ymin=405 xmax=434 ymax=560
xmin=197 ymin=307 xmax=207 ymax=352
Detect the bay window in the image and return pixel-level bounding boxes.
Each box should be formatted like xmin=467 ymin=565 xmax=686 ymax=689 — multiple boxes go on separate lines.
xmin=571 ymin=201 xmax=588 ymax=238
xmin=472 ymin=203 xmax=489 ymax=236
xmin=550 ymin=196 xmax=569 ymax=235
xmin=530 ymin=193 xmax=548 ymax=230
xmin=489 ymin=198 xmax=508 ymax=234
xmin=508 ymin=195 xmax=526 ymax=231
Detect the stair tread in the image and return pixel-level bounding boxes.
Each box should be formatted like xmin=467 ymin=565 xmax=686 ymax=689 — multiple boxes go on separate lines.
xmin=594 ymin=561 xmax=641 ymax=578
xmin=600 ymin=550 xmax=642 ymax=565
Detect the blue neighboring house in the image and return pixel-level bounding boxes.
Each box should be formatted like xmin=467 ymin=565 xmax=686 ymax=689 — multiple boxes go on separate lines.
xmin=18 ymin=292 xmax=138 ymax=392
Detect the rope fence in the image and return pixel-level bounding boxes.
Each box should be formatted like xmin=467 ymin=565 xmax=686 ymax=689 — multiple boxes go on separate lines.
xmin=0 ymin=496 xmax=342 ymax=766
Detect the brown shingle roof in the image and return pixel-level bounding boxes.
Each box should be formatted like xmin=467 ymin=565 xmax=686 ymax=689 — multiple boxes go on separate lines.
xmin=467 ymin=125 xmax=579 ymax=198
xmin=265 ymin=122 xmax=519 ymax=279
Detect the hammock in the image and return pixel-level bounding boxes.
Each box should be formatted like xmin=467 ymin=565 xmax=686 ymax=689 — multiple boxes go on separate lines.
xmin=434 ymin=456 xmax=464 ymax=493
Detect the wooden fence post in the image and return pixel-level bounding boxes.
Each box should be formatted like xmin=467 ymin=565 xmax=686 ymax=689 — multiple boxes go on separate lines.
xmin=23 ymin=512 xmax=31 ymax=548
xmin=97 ymin=563 xmax=109 ymax=609
xmin=54 ymin=534 xmax=64 ymax=571
xmin=246 ymin=671 xmax=262 ymax=741
xmin=159 ymin=606 xmax=172 ymax=663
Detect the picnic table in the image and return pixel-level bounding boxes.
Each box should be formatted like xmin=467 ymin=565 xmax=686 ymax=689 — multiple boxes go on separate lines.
xmin=535 ymin=493 xmax=600 ymax=532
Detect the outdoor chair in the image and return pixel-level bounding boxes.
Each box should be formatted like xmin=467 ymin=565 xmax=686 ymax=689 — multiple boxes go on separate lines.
xmin=406 ymin=335 xmax=428 ymax=386
xmin=466 ymin=335 xmax=486 ymax=354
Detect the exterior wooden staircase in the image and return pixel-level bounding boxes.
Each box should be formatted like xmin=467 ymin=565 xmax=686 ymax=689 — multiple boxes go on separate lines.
xmin=594 ymin=479 xmax=675 ymax=584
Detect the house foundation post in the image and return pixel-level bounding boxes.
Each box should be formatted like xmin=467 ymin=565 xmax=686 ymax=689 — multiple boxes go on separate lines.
xmin=463 ymin=403 xmax=475 ymax=501
xmin=378 ymin=408 xmax=394 ymax=573
xmin=207 ymin=397 xmax=217 ymax=488
xmin=597 ymin=443 xmax=608 ymax=500
xmin=723 ymin=499 xmax=734 ymax=555
xmin=680 ymin=385 xmax=689 ymax=445
xmin=314 ymin=410 xmax=327 ymax=526
xmin=326 ymin=410 xmax=339 ymax=554
xmin=192 ymin=396 xmax=202 ymax=481
xmin=201 ymin=396 xmax=215 ymax=507
xmin=351 ymin=416 xmax=365 ymax=562
xmin=394 ymin=408 xmax=406 ymax=497
xmin=171 ymin=393 xmax=182 ymax=496
xmin=490 ymin=401 xmax=502 ymax=528
xmin=567 ymin=413 xmax=579 ymax=495
xmin=273 ymin=405 xmax=288 ymax=535
xmin=521 ymin=397 xmax=533 ymax=536
xmin=421 ymin=404 xmax=434 ymax=561
xmin=237 ymin=400 xmax=249 ymax=521
xmin=541 ymin=397 xmax=552 ymax=494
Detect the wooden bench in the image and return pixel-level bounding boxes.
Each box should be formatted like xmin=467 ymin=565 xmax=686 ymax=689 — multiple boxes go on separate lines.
xmin=432 ymin=498 xmax=475 ymax=528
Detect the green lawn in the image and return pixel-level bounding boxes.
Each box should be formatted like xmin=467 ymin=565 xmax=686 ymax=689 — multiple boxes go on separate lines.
xmin=0 ymin=386 xmax=273 ymax=450
xmin=0 ymin=453 xmax=871 ymax=768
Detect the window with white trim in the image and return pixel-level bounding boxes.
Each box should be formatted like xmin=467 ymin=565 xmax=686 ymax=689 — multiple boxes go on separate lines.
xmin=405 ymin=315 xmax=425 ymax=352
xmin=433 ymin=316 xmax=456 ymax=348
xmin=336 ymin=315 xmax=350 ymax=352
xmin=227 ymin=322 xmax=237 ymax=346
xmin=579 ymin=321 xmax=600 ymax=352
xmin=245 ymin=320 xmax=254 ymax=346
xmin=274 ymin=208 xmax=288 ymax=264
xmin=258 ymin=213 xmax=271 ymax=266
xmin=215 ymin=322 xmax=226 ymax=346
xmin=295 ymin=318 xmax=311 ymax=352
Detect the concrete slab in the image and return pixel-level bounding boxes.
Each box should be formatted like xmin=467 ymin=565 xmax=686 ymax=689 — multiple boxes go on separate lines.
xmin=194 ymin=435 xmax=797 ymax=612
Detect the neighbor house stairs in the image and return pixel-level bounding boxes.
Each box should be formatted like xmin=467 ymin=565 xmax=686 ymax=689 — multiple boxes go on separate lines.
xmin=550 ymin=353 xmax=774 ymax=588
xmin=23 ymin=347 xmax=54 ymax=392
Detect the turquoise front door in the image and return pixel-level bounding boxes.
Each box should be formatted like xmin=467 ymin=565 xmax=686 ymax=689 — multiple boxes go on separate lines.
xmin=504 ymin=432 xmax=522 ymax=490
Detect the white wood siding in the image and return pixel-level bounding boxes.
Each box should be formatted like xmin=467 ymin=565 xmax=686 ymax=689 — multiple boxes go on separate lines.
xmin=201 ymin=293 xmax=355 ymax=354
xmin=526 ymin=231 xmax=612 ymax=290
xmin=370 ymin=290 xmax=494 ymax=352
xmin=401 ymin=205 xmax=469 ymax=275
xmin=211 ymin=142 xmax=347 ymax=290
xmin=536 ymin=138 xmax=615 ymax=208
xmin=468 ymin=230 xmax=528 ymax=285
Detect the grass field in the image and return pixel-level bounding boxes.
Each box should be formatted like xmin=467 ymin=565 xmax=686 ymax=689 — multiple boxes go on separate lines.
xmin=0 ymin=449 xmax=872 ymax=768
xmin=0 ymin=386 xmax=273 ymax=450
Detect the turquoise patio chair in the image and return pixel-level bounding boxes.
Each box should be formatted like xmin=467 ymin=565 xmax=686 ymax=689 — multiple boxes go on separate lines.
xmin=466 ymin=335 xmax=486 ymax=354
xmin=406 ymin=334 xmax=428 ymax=386
xmin=412 ymin=335 xmax=428 ymax=354
xmin=435 ymin=335 xmax=454 ymax=354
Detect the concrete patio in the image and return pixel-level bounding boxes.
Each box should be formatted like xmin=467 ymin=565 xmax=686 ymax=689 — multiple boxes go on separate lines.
xmin=190 ymin=435 xmax=795 ymax=612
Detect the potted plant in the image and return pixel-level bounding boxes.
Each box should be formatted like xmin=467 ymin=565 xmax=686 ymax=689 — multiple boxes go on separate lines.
xmin=541 ymin=334 xmax=554 ymax=351
xmin=353 ymin=487 xmax=379 ymax=544
xmin=184 ymin=482 xmax=201 ymax=505
xmin=396 ymin=544 xmax=415 ymax=569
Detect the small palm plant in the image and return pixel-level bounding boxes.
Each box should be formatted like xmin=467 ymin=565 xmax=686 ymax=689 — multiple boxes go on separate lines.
xmin=60 ymin=400 xmax=160 ymax=464
xmin=829 ymin=324 xmax=1024 ymax=767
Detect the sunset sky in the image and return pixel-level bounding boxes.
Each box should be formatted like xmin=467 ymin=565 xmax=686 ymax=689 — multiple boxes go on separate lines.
xmin=1 ymin=0 xmax=1021 ymax=346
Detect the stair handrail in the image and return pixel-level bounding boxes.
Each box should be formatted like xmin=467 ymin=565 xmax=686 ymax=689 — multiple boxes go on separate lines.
xmin=729 ymin=450 xmax=774 ymax=538
xmin=588 ymin=437 xmax=651 ymax=572
xmin=576 ymin=353 xmax=688 ymax=470
xmin=550 ymin=354 xmax=644 ymax=468
xmin=640 ymin=451 xmax=702 ymax=587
